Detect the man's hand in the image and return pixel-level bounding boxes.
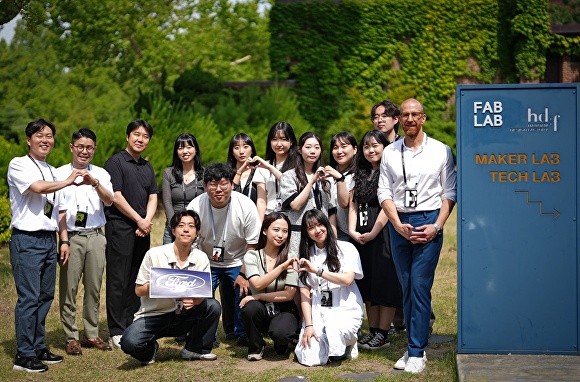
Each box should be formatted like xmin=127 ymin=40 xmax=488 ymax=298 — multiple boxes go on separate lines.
xmin=59 ymin=244 xmax=70 ymax=265
xmin=234 ymin=275 xmax=250 ymax=297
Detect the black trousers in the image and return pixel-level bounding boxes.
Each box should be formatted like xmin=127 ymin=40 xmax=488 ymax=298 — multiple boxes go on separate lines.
xmin=241 ymin=300 xmax=299 ymax=354
xmin=105 ymin=219 xmax=150 ymax=336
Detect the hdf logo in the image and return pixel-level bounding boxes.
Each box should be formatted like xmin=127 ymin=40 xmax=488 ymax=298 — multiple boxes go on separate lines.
xmin=473 ymin=101 xmax=503 ymax=128
xmin=527 ymin=108 xmax=560 ymax=131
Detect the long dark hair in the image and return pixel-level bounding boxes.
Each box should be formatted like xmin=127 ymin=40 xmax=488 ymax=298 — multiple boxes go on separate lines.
xmin=265 ymin=121 xmax=298 ymax=172
xmin=298 ymin=209 xmax=341 ymax=286
xmin=329 ymin=132 xmax=357 ymax=173
xmin=170 ymin=133 xmax=203 ymax=183
xmin=295 ymin=132 xmax=330 ymax=193
xmin=256 ymin=212 xmax=292 ymax=281
xmin=353 ymin=130 xmax=388 ymax=202
xmin=227 ymin=133 xmax=257 ymax=169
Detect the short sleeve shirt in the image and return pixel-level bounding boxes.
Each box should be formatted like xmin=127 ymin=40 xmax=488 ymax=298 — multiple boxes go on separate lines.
xmin=244 ymin=249 xmax=299 ymax=295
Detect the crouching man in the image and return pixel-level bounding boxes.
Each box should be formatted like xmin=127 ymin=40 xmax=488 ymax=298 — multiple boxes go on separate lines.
xmin=120 ymin=210 xmax=221 ymax=365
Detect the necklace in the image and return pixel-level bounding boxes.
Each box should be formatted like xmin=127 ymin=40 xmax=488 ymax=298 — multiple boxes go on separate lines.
xmin=184 ymin=171 xmax=195 ymax=183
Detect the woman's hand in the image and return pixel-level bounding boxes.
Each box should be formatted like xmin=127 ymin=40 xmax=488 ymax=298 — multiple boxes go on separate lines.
xmin=312 ymin=166 xmax=328 ymax=183
xmin=350 ymin=230 xmax=364 ymax=244
xmin=249 ymin=156 xmax=267 ymax=169
xmin=297 ymin=258 xmax=317 ymax=274
xmin=323 ymin=165 xmax=342 ymax=181
xmin=239 ymin=295 xmax=257 ymax=308
xmin=301 ymin=326 xmax=319 ymax=348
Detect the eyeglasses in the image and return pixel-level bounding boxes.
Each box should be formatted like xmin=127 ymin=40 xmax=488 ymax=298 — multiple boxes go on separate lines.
xmin=206 ymin=182 xmax=231 ymax=191
xmin=73 ymin=144 xmax=95 ymax=153
xmin=371 ymin=114 xmax=391 ymax=122
xmin=400 ymin=112 xmax=424 ymax=120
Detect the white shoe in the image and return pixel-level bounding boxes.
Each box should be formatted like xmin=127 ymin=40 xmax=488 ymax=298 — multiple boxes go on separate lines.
xmin=404 ymin=353 xmax=427 ymax=374
xmin=346 ymin=342 xmax=358 ymax=360
xmin=108 ymin=335 xmax=122 ymax=350
xmin=181 ymin=348 xmax=217 ymax=361
xmin=247 ymin=346 xmax=264 ymax=361
xmin=394 ymin=351 xmax=408 ymax=369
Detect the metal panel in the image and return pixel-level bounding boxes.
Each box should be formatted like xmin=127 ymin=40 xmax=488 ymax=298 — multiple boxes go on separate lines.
xmin=456 ymin=84 xmax=579 ymax=354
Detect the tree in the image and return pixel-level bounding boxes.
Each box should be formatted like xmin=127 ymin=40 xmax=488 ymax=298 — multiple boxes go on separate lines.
xmin=0 ymin=0 xmax=46 ymax=33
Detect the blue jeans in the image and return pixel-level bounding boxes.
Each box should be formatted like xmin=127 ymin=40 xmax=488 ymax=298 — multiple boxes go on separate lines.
xmin=10 ymin=229 xmax=57 ymax=357
xmin=121 ymin=298 xmax=221 ymax=363
xmin=211 ymin=266 xmax=246 ymax=338
xmin=388 ymin=210 xmax=443 ymax=358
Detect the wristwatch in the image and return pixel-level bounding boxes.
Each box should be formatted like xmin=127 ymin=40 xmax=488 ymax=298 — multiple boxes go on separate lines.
xmin=433 ymin=223 xmax=443 ymax=236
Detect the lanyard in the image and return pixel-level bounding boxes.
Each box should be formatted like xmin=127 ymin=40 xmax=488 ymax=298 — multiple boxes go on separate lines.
xmin=182 ymin=177 xmax=200 ymax=206
xmin=208 ymin=198 xmax=230 ymax=248
xmin=311 ymin=246 xmax=330 ymax=290
xmin=241 ymin=168 xmax=256 ymax=199
xmin=400 ymin=147 xmax=419 ymax=188
xmin=71 ymin=164 xmax=90 ymax=213
xmin=260 ymin=249 xmax=279 ymax=293
xmin=28 ymin=154 xmax=56 ymax=204
xmin=312 ymin=182 xmax=322 ymax=210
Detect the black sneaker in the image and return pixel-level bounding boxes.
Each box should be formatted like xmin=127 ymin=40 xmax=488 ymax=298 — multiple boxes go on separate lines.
xmin=273 ymin=342 xmax=288 ymax=355
xmin=236 ymin=336 xmax=249 ymax=347
xmin=13 ymin=354 xmax=48 ymax=373
xmin=36 ymin=348 xmax=64 ymax=364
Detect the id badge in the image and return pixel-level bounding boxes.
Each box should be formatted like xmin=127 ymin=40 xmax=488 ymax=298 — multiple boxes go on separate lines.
xmin=404 ymin=188 xmax=418 ymax=208
xmin=75 ymin=211 xmax=88 ymax=228
xmin=359 ymin=203 xmax=368 ymax=227
xmin=212 ymin=246 xmax=225 ymax=262
xmin=44 ymin=200 xmax=54 ymax=219
xmin=320 ymin=290 xmax=333 ymax=307
xmin=275 ymin=197 xmax=282 ymax=212
xmin=264 ymin=302 xmax=280 ymax=318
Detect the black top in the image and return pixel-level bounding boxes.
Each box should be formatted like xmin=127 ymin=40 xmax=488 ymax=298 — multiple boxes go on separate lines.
xmin=104 ymin=150 xmax=158 ymax=224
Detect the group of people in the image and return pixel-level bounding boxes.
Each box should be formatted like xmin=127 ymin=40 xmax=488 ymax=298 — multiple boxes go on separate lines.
xmin=7 ymin=97 xmax=456 ymax=375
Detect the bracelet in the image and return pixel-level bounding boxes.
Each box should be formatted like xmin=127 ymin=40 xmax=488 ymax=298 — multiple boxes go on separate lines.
xmin=92 ymin=179 xmax=100 ymax=188
xmin=238 ymin=272 xmax=247 ymax=280
xmin=336 ymin=173 xmax=345 ymax=183
xmin=236 ymin=171 xmax=242 ymax=176
xmin=59 ymin=240 xmax=70 ymax=247
xmin=305 ymin=324 xmax=313 ymax=328
xmin=316 ymin=267 xmax=324 ymax=277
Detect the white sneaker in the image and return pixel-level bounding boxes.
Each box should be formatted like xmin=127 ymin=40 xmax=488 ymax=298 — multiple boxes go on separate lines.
xmin=404 ymin=353 xmax=427 ymax=374
xmin=108 ymin=335 xmax=122 ymax=350
xmin=346 ymin=342 xmax=358 ymax=360
xmin=247 ymin=346 xmax=264 ymax=361
xmin=181 ymin=348 xmax=217 ymax=361
xmin=394 ymin=351 xmax=408 ymax=369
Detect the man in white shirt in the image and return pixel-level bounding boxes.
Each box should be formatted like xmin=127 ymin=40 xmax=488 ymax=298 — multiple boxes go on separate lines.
xmin=8 ymin=119 xmax=84 ymax=373
xmin=56 ymin=128 xmax=115 ymax=356
xmin=187 ymin=163 xmax=261 ymax=346
xmin=378 ymin=98 xmax=457 ymax=374
xmin=120 ymin=210 xmax=221 ymax=364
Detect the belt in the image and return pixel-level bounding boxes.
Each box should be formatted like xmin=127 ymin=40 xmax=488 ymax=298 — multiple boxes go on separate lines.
xmin=69 ymin=228 xmax=103 ymax=237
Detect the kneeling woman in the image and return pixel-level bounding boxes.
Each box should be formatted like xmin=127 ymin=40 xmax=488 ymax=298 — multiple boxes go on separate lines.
xmin=240 ymin=212 xmax=299 ymax=361
xmin=295 ymin=209 xmax=364 ymax=366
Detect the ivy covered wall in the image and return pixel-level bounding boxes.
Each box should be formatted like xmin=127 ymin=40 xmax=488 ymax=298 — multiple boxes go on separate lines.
xmin=269 ymin=0 xmax=574 ymax=136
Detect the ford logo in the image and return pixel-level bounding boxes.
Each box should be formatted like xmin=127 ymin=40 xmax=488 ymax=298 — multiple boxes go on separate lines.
xmin=155 ymin=274 xmax=207 ymax=294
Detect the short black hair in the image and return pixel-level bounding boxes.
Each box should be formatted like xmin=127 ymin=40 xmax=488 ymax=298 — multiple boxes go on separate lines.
xmin=25 ymin=119 xmax=56 ymax=137
xmin=203 ymin=163 xmax=235 ymax=184
xmin=71 ymin=128 xmax=97 ymax=144
xmin=170 ymin=209 xmax=201 ymax=231
xmin=126 ymin=119 xmax=153 ymax=137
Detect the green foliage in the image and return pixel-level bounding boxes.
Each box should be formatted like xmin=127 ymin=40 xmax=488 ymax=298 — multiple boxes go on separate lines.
xmin=0 ymin=195 xmax=10 ymax=244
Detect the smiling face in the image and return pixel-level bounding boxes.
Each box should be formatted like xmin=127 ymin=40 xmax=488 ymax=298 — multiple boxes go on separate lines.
xmin=306 ymin=219 xmax=327 ymax=248
xmin=177 ymin=143 xmax=196 ymax=164
xmin=172 ymin=215 xmax=198 ymax=246
xmin=332 ymin=137 xmax=356 ymax=170
xmin=70 ymin=137 xmax=96 ymax=169
xmin=363 ymin=137 xmax=384 ymax=169
xmin=270 ymin=131 xmax=292 ymax=159
xmin=300 ymin=137 xmax=321 ymax=167
xmin=205 ymin=178 xmax=233 ymax=208
xmin=126 ymin=126 xmax=151 ymax=157
xmin=27 ymin=126 xmax=54 ymax=161
xmin=264 ymin=218 xmax=289 ymax=249
xmin=399 ymin=99 xmax=426 ymax=139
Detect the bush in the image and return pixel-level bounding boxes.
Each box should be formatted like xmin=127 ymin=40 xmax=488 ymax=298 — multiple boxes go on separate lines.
xmin=0 ymin=196 xmax=11 ymax=244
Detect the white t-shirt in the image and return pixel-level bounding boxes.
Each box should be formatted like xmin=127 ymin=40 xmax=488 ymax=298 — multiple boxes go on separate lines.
xmin=134 ymin=244 xmax=210 ymax=319
xmin=8 ymin=155 xmax=61 ymax=231
xmin=253 ymin=164 xmax=283 ymax=214
xmin=55 ymin=164 xmax=114 ymax=231
xmin=187 ymin=192 xmax=261 ymax=268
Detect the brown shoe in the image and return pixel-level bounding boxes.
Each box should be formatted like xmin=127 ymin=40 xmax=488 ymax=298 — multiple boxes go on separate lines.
xmin=81 ymin=337 xmax=112 ymax=351
xmin=65 ymin=340 xmax=83 ymax=356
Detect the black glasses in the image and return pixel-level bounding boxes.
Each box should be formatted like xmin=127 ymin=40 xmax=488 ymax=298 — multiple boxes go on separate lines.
xmin=73 ymin=144 xmax=95 ymax=153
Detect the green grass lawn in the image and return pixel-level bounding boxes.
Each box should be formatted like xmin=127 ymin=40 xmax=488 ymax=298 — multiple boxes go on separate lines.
xmin=0 ymin=209 xmax=458 ymax=381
